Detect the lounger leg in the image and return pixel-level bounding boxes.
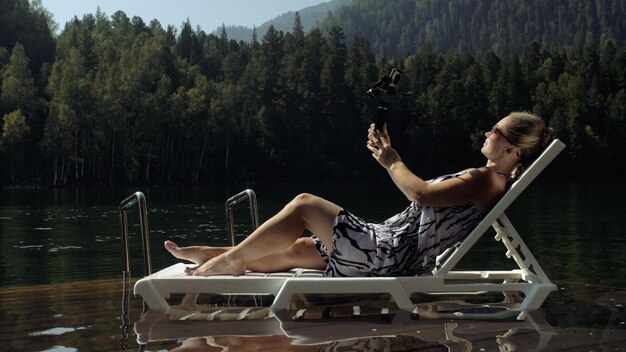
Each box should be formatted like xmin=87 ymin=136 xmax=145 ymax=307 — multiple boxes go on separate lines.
xmin=134 ymin=279 xmax=171 ymax=311
xmin=519 ymin=284 xmax=554 ymax=311
xmin=388 ymin=288 xmax=414 ymax=311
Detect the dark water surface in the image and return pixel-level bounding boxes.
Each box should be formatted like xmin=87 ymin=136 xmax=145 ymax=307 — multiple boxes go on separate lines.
xmin=1 ymin=179 xmax=625 ymax=351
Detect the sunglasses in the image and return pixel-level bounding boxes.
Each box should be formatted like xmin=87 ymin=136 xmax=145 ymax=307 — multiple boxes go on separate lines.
xmin=489 ymin=125 xmax=516 ymax=146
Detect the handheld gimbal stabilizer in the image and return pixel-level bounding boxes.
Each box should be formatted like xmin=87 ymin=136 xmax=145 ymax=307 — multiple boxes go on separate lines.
xmin=366 ymin=68 xmax=403 ymax=131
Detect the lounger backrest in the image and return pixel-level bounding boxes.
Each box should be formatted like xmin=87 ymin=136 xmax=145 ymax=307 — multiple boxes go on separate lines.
xmin=433 ymin=139 xmax=566 ymax=275
xmin=489 ymin=138 xmax=565 ymax=215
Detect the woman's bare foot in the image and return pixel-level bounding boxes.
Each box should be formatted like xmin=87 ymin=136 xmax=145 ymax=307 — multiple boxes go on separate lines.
xmin=164 ymin=240 xmax=226 ymax=265
xmin=187 ymin=254 xmax=247 ymax=276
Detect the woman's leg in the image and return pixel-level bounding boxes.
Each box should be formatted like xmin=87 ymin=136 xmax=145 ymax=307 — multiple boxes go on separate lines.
xmin=164 ymin=240 xmax=229 ymax=264
xmin=187 ymin=193 xmax=340 ymax=276
xmin=246 ymin=237 xmax=326 ymax=272
xmin=165 ymin=237 xmax=326 ymax=272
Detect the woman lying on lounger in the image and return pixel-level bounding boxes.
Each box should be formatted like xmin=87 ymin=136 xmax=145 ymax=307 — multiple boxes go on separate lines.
xmin=165 ymin=111 xmax=555 ymax=277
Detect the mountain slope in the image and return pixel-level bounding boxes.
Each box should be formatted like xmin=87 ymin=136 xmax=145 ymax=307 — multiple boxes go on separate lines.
xmin=217 ymin=0 xmax=352 ymax=41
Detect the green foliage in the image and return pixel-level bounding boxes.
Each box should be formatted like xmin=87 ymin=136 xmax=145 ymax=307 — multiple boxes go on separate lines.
xmin=0 ymin=109 xmax=30 ymax=182
xmin=320 ymin=0 xmax=625 ymax=59
xmin=1 ymin=109 xmax=30 ymax=146
xmin=1 ymin=43 xmax=37 ymax=113
xmin=0 ymin=0 xmax=55 ymax=73
xmin=1 ymin=1 xmax=625 ymax=185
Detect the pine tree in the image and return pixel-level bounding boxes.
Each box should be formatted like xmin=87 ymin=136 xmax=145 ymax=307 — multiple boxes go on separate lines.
xmin=1 ymin=43 xmax=37 ymax=117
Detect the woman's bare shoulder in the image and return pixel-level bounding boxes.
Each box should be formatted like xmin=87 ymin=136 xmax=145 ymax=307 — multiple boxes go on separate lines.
xmin=462 ymin=166 xmax=496 ymax=180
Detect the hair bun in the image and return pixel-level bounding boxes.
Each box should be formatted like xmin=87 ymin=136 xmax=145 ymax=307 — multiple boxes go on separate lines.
xmin=542 ymin=127 xmax=555 ymax=147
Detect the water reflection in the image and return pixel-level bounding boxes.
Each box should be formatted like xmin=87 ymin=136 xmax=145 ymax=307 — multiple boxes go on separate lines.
xmin=136 ymin=308 xmax=555 ymax=351
xmin=131 ymin=285 xmax=626 ymax=352
xmin=0 ymin=274 xmax=624 ymax=351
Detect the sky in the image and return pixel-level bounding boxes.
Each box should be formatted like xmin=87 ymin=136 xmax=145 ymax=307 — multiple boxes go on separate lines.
xmin=40 ymin=0 xmax=330 ymax=33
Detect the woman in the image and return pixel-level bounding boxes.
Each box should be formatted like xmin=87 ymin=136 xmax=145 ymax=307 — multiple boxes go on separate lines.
xmin=165 ymin=111 xmax=554 ymax=277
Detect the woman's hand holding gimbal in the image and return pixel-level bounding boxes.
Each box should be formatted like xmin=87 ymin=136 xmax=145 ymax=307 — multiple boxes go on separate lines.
xmin=367 ymin=123 xmax=402 ymax=169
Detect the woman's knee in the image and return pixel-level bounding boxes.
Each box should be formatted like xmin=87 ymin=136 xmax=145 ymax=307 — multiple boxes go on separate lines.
xmin=285 ymin=193 xmax=340 ymax=236
xmin=285 ymin=193 xmax=320 ymax=214
xmin=289 ymin=193 xmax=338 ymax=211
xmin=289 ymin=193 xmax=319 ymax=207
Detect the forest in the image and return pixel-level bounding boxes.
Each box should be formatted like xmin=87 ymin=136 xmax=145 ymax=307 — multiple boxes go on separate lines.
xmin=0 ymin=0 xmax=625 ymax=187
xmin=321 ymin=0 xmax=626 ymax=58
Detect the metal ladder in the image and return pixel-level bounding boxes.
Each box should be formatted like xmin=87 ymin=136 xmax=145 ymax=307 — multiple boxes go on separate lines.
xmin=119 ymin=190 xmax=258 ymax=352
xmin=120 ymin=189 xmax=260 ymax=278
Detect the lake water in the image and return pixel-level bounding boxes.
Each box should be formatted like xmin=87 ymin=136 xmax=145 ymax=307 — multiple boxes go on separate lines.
xmin=1 ymin=180 xmax=625 ymax=351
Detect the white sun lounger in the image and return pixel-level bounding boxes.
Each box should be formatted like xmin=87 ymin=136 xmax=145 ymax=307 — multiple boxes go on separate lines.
xmin=133 ymin=139 xmax=566 ymax=313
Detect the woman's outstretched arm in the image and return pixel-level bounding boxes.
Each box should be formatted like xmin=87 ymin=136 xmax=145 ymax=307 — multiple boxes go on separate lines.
xmin=367 ymin=123 xmax=496 ymax=207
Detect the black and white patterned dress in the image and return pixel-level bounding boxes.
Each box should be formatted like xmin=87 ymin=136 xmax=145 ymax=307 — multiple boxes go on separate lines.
xmin=311 ymin=171 xmax=484 ymax=277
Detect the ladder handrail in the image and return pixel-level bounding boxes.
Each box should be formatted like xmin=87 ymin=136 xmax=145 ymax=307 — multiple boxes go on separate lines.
xmin=225 ymin=189 xmax=260 ymax=246
xmin=120 ymin=191 xmax=152 ymax=277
